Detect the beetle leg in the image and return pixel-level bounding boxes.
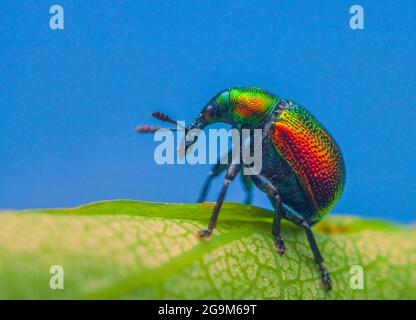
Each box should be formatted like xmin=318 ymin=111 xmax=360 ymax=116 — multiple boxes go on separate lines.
xmin=271 ymin=204 xmax=286 ymax=256
xmin=197 ymin=149 xmax=234 ymax=203
xmin=197 ymin=162 xmax=228 ymax=203
xmin=250 ymin=175 xmax=286 ymax=255
xmin=304 ymin=226 xmax=332 ymax=290
xmin=282 ymin=207 xmax=332 ymax=290
xmin=240 ymin=127 xmax=254 ymax=204
xmin=197 ymin=163 xmax=241 ymax=239
xmin=198 ymin=149 xmax=252 ymax=204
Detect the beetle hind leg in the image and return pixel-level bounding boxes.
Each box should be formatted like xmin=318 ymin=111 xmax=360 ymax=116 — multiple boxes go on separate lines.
xmin=282 ymin=205 xmax=332 ymax=290
xmin=305 ymin=226 xmax=332 ymax=290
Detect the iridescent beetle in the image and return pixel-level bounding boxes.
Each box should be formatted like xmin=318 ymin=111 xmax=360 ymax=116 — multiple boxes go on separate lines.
xmin=137 ymin=87 xmax=345 ymax=290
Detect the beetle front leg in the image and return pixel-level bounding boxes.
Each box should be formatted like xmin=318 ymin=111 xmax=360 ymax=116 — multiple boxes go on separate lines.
xmin=197 ymin=162 xmax=228 ymax=203
xmin=197 ymin=149 xmax=235 ymax=203
xmin=197 ymin=163 xmax=241 ymax=239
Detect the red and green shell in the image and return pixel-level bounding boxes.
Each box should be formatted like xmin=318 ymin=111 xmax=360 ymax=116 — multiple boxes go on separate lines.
xmin=214 ymin=87 xmax=279 ymax=126
xmin=213 ymin=88 xmax=344 ymax=218
xmin=271 ymin=101 xmax=345 ymax=219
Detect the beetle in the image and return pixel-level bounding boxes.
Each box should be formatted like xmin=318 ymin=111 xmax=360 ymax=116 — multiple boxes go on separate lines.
xmin=137 ymin=87 xmax=345 ymax=290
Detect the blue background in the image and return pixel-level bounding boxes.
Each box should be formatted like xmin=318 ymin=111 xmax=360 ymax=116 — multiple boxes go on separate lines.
xmin=1 ymin=1 xmax=415 ymax=222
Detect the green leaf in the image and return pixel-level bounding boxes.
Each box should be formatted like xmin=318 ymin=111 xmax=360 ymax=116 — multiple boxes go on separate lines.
xmin=0 ymin=200 xmax=414 ymax=299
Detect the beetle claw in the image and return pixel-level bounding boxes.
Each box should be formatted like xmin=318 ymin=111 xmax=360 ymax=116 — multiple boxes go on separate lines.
xmin=274 ymin=238 xmax=286 ymax=256
xmin=322 ymin=271 xmax=333 ymax=291
xmin=197 ymin=229 xmax=212 ymax=240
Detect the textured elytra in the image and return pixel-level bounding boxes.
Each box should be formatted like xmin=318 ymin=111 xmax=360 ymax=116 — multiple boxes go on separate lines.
xmin=0 ymin=201 xmax=414 ymax=299
xmin=272 ymin=102 xmax=345 ymax=220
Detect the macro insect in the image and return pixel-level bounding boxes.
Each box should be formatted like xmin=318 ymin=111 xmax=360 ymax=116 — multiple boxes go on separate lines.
xmin=137 ymin=87 xmax=345 ymax=290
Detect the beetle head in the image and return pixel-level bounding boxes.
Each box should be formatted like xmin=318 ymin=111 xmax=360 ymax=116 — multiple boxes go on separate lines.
xmin=135 ymin=111 xmax=206 ymax=156
xmin=136 ymin=91 xmax=231 ymax=156
xmin=181 ymin=96 xmax=233 ymax=154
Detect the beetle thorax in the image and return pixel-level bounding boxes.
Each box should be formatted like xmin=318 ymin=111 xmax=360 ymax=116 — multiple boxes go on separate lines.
xmin=212 ymin=87 xmax=280 ymax=127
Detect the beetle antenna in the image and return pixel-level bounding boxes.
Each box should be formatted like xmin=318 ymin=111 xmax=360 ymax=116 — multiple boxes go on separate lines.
xmin=151 ymin=111 xmax=185 ymax=130
xmin=151 ymin=111 xmax=176 ymax=124
xmin=135 ymin=125 xmax=177 ymax=133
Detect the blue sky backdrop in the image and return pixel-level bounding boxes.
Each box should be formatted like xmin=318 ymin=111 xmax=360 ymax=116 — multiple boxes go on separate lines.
xmin=1 ymin=1 xmax=415 ymax=222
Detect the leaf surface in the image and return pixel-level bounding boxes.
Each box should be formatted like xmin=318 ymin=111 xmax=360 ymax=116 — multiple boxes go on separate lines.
xmin=0 ymin=200 xmax=414 ymax=299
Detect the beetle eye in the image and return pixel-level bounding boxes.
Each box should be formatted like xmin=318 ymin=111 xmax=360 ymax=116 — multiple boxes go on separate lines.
xmin=205 ymin=105 xmax=215 ymax=119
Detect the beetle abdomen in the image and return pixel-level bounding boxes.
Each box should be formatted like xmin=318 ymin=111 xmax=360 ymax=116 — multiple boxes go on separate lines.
xmin=271 ymin=101 xmax=345 ymax=220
